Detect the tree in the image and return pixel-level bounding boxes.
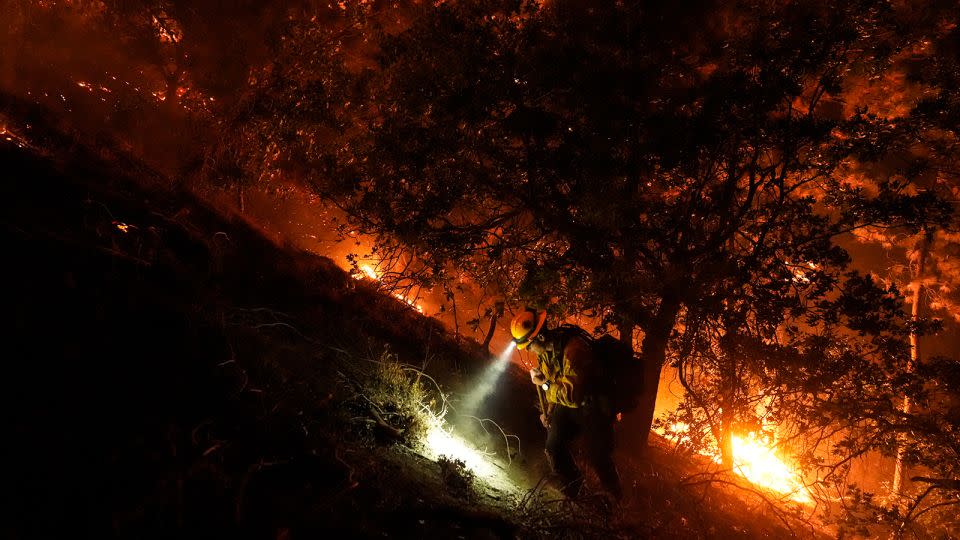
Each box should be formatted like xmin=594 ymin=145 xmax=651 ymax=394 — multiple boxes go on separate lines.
xmin=823 ymin=8 xmax=960 ymax=498
xmin=245 ymin=0 xmax=947 ymax=449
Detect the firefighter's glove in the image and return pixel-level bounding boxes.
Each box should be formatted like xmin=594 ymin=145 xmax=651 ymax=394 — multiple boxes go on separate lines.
xmin=539 ymin=413 xmax=551 ymax=429
xmin=529 ymin=368 xmax=547 ymax=386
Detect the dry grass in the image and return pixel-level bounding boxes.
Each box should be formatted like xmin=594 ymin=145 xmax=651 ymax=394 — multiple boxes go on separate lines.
xmin=338 ymin=347 xmax=440 ymax=448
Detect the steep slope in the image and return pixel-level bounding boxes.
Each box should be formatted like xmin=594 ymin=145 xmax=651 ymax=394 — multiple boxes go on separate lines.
xmin=0 ymin=106 xmax=822 ymax=539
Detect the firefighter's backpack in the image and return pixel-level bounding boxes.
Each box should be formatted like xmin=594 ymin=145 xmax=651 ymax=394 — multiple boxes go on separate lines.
xmin=548 ymin=325 xmax=644 ymax=413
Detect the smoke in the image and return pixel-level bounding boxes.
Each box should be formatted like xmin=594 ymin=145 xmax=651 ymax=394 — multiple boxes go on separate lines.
xmin=458 ymin=341 xmax=517 ymax=415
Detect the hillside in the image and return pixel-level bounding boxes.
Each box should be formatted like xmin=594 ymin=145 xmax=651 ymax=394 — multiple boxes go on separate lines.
xmin=1 ymin=111 xmax=822 ymax=539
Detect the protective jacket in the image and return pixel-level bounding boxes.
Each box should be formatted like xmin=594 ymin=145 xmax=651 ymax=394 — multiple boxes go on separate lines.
xmin=537 ymin=329 xmax=602 ymax=408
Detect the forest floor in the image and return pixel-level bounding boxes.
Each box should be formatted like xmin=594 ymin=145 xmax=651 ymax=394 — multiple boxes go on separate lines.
xmin=2 ymin=103 xmax=827 ymax=539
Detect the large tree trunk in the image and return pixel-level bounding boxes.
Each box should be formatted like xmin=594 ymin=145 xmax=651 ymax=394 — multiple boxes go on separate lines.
xmin=635 ymin=298 xmax=681 ymax=450
xmin=616 ymin=321 xmax=634 ymax=350
xmin=892 ymin=233 xmax=930 ymax=498
xmin=719 ymin=407 xmax=735 ymax=470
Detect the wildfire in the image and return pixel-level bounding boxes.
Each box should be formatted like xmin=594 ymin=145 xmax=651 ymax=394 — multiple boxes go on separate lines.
xmin=729 ymin=434 xmax=812 ymax=503
xmin=0 ymin=124 xmax=29 ymax=148
xmin=392 ymin=292 xmax=424 ymax=313
xmin=352 ymin=263 xmax=425 ymax=313
xmin=356 ymin=264 xmax=379 ymax=280
xmin=152 ymin=13 xmax=183 ymax=44
xmin=663 ymin=423 xmax=812 ymax=503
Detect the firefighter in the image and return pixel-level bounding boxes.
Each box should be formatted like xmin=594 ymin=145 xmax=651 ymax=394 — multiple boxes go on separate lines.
xmin=511 ymin=307 xmax=622 ymax=500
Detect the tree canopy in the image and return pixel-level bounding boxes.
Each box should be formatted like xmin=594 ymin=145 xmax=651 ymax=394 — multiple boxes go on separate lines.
xmin=246 ymin=0 xmax=955 ymax=452
xmin=6 ymin=0 xmax=960 ymax=533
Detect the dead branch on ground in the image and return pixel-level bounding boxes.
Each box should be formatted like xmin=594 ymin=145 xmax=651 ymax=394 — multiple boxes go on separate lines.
xmin=462 ymin=414 xmax=520 ymax=466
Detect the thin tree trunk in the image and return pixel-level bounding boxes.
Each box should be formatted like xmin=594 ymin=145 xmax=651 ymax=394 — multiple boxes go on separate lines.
xmin=481 ymin=311 xmax=499 ymax=353
xmin=237 ymin=184 xmax=245 ymax=213
xmin=892 ymin=233 xmax=930 ymax=498
xmin=450 ymin=290 xmax=460 ymax=338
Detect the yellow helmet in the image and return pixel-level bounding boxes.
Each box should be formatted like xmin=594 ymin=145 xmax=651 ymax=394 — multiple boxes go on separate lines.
xmin=511 ymin=307 xmax=546 ymax=350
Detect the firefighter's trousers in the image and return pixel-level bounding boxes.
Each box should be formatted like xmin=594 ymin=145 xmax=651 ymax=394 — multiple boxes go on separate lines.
xmin=544 ymin=402 xmax=621 ymax=499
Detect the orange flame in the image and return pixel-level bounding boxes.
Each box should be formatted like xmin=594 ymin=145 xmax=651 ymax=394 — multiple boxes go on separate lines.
xmin=355 ymin=264 xmax=379 ymax=280
xmin=664 ymin=423 xmax=811 ymax=503
xmin=352 ymin=263 xmax=424 ymax=313
xmin=729 ymin=434 xmax=811 ymax=503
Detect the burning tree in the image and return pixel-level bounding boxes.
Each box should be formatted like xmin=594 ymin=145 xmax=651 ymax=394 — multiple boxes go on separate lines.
xmin=253 ymin=0 xmax=936 ymax=445
xmin=4 ymin=0 xmax=960 ymax=534
xmin=180 ymin=0 xmax=960 ymax=530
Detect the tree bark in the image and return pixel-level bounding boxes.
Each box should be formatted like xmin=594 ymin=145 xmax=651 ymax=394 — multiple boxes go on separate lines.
xmin=892 ymin=232 xmax=930 ymax=498
xmin=616 ymin=320 xmax=635 ymax=351
xmin=450 ymin=289 xmax=460 ymax=338
xmin=634 ymin=298 xmax=681 ymax=450
xmin=481 ymin=307 xmax=501 ymax=353
xmin=719 ymin=407 xmax=734 ymax=470
xmin=237 ymin=184 xmax=245 ymax=214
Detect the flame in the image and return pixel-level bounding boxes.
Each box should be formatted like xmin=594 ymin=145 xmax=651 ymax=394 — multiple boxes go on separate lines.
xmin=152 ymin=14 xmax=183 ymax=44
xmin=663 ymin=423 xmax=811 ymax=503
xmin=0 ymin=124 xmax=29 ymax=148
xmin=355 ymin=264 xmax=379 ymax=280
xmin=729 ymin=434 xmax=811 ymax=503
xmin=352 ymin=263 xmax=425 ymax=313
xmin=392 ymin=291 xmax=424 ymax=313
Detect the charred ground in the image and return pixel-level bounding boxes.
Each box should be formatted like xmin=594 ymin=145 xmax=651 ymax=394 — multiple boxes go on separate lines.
xmin=1 ymin=110 xmax=818 ymax=538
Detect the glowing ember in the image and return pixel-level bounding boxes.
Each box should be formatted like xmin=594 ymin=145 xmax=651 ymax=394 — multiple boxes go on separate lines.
xmin=152 ymin=14 xmax=183 ymax=44
xmin=113 ymin=221 xmax=131 ymax=233
xmin=0 ymin=124 xmax=29 ymax=148
xmin=392 ymin=291 xmax=424 ymax=313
